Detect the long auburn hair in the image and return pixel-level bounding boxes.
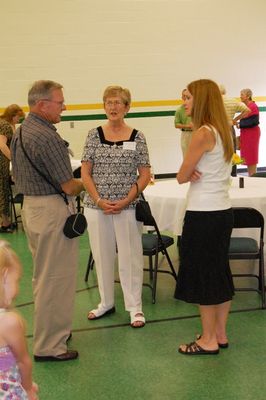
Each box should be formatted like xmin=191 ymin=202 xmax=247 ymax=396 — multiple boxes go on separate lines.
xmin=0 ymin=104 xmax=24 ymax=123
xmin=187 ymin=79 xmax=233 ymax=162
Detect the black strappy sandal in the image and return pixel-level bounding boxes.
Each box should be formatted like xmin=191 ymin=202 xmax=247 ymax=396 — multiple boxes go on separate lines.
xmin=178 ymin=341 xmax=219 ymax=356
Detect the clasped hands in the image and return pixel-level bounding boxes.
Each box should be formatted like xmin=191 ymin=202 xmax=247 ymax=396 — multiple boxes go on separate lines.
xmin=98 ymin=198 xmax=130 ymax=214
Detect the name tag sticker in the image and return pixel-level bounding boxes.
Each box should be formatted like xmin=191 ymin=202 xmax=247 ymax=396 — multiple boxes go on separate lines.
xmin=123 ymin=142 xmax=136 ymax=151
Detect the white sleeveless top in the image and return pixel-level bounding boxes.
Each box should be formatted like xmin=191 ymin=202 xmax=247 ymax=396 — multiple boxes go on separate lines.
xmin=186 ymin=125 xmax=231 ymax=211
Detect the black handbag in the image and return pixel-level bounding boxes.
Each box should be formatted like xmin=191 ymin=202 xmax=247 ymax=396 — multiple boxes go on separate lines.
xmin=240 ymin=114 xmax=259 ymax=129
xmin=19 ymin=128 xmax=87 ymax=239
xmin=63 ymin=213 xmax=87 ymax=238
xmin=135 ymin=193 xmax=154 ymax=226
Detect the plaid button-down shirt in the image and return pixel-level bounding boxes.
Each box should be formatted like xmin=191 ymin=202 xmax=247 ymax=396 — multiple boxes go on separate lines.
xmin=11 ymin=113 xmax=73 ymax=195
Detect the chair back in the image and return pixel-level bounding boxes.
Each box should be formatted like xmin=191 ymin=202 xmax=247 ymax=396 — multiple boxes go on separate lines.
xmin=232 ymin=207 xmax=264 ymax=236
xmin=138 ymin=200 xmax=155 ymax=226
xmin=138 ymin=194 xmax=165 ymax=245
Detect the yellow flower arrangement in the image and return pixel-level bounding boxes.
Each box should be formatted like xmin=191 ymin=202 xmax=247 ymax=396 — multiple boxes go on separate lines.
xmin=232 ymin=153 xmax=244 ymax=166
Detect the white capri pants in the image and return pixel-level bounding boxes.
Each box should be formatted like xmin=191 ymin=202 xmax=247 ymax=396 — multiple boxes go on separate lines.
xmin=84 ymin=208 xmax=144 ymax=313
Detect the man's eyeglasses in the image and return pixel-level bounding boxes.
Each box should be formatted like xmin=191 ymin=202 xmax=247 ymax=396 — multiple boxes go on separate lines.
xmin=41 ymin=99 xmax=65 ymax=106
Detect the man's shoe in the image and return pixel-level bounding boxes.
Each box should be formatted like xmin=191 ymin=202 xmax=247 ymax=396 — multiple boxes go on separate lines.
xmin=34 ymin=350 xmax=78 ymax=362
xmin=0 ymin=225 xmax=14 ymax=233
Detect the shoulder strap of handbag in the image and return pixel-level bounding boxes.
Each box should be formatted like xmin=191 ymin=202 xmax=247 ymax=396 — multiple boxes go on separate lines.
xmin=18 ymin=127 xmax=69 ymax=206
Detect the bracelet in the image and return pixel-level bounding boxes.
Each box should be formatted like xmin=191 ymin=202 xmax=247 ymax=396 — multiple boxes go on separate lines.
xmin=96 ymin=197 xmax=101 ymax=206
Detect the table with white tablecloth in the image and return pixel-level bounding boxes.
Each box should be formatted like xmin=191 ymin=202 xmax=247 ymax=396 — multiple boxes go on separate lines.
xmin=144 ymin=176 xmax=266 ymax=236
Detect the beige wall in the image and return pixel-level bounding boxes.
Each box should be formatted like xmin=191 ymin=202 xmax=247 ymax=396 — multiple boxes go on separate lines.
xmin=1 ymin=0 xmax=265 ymax=172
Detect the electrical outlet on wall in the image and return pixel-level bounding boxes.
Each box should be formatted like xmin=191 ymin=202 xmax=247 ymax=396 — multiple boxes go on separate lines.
xmin=70 ymin=122 xmax=74 ymax=128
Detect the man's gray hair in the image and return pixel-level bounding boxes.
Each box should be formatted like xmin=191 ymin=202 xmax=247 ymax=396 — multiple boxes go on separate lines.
xmin=28 ymin=80 xmax=63 ymax=106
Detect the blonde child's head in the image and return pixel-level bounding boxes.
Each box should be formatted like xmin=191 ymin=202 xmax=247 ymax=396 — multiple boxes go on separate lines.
xmin=0 ymin=240 xmax=22 ymax=307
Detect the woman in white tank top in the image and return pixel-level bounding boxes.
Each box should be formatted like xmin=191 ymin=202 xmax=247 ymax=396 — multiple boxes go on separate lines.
xmin=175 ymin=79 xmax=234 ymax=356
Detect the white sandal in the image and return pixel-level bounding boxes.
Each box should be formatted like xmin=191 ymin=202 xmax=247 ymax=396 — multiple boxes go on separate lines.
xmin=130 ymin=311 xmax=145 ymax=328
xmin=87 ymin=306 xmax=115 ymax=320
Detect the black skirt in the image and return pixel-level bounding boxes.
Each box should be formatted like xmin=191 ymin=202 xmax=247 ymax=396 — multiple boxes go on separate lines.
xmin=174 ymin=209 xmax=234 ymax=305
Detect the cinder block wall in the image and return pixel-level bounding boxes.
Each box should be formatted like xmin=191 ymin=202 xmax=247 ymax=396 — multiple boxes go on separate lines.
xmin=1 ymin=0 xmax=265 ymax=172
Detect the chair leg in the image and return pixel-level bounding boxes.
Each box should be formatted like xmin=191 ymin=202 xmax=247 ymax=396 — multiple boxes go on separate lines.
xmin=148 ymin=246 xmax=177 ymax=303
xmin=84 ymin=251 xmax=94 ymax=282
xmin=163 ymin=249 xmax=177 ymax=280
xmin=259 ymin=251 xmax=266 ymax=309
xmin=9 ymin=192 xmax=17 ymax=228
xmin=148 ymin=256 xmax=153 ymax=281
xmin=152 ymin=251 xmax=159 ymax=304
xmin=176 ymin=235 xmax=181 ymax=256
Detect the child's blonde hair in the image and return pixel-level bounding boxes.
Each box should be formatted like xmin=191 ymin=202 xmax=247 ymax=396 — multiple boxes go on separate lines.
xmin=0 ymin=240 xmax=22 ymax=304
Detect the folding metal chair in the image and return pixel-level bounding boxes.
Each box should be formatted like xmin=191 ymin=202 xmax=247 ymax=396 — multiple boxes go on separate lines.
xmin=229 ymin=207 xmax=265 ymax=309
xmin=9 ymin=178 xmax=23 ymax=229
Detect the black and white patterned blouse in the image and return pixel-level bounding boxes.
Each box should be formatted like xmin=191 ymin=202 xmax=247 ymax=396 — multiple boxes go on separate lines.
xmin=81 ymin=126 xmax=150 ymax=209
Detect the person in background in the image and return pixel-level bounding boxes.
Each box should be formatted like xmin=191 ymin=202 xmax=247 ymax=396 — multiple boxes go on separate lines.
xmin=0 ymin=240 xmax=38 ymax=399
xmin=175 ymin=79 xmax=234 ymax=355
xmin=10 ymin=80 xmax=84 ymax=362
xmin=81 ymin=85 xmax=150 ymax=328
xmin=238 ymin=88 xmax=260 ymax=176
xmin=174 ymin=89 xmax=193 ymax=157
xmin=0 ymin=104 xmax=25 ymax=233
xmin=219 ymin=85 xmax=250 ymax=176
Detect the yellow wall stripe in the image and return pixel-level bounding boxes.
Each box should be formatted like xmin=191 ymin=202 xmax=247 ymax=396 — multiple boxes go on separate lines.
xmin=1 ymin=97 xmax=266 ymax=114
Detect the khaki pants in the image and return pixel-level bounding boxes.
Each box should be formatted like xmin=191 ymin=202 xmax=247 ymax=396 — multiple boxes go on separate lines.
xmin=22 ymin=195 xmax=79 ymax=356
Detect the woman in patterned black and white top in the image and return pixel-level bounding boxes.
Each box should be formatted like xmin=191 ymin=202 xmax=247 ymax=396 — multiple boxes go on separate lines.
xmin=81 ymin=86 xmax=151 ymax=328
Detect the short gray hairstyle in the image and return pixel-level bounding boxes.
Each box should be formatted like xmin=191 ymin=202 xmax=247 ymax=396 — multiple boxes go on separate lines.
xmin=241 ymin=88 xmax=253 ymax=100
xmin=28 ymin=80 xmax=63 ymax=106
xmin=103 ymin=85 xmax=131 ymax=106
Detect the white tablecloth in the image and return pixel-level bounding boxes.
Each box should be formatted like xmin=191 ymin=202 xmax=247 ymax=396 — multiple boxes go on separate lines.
xmin=144 ymin=177 xmax=266 ymax=238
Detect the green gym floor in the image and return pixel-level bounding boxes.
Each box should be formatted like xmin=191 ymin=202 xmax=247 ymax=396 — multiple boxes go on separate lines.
xmin=2 ymin=228 xmax=266 ymax=400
